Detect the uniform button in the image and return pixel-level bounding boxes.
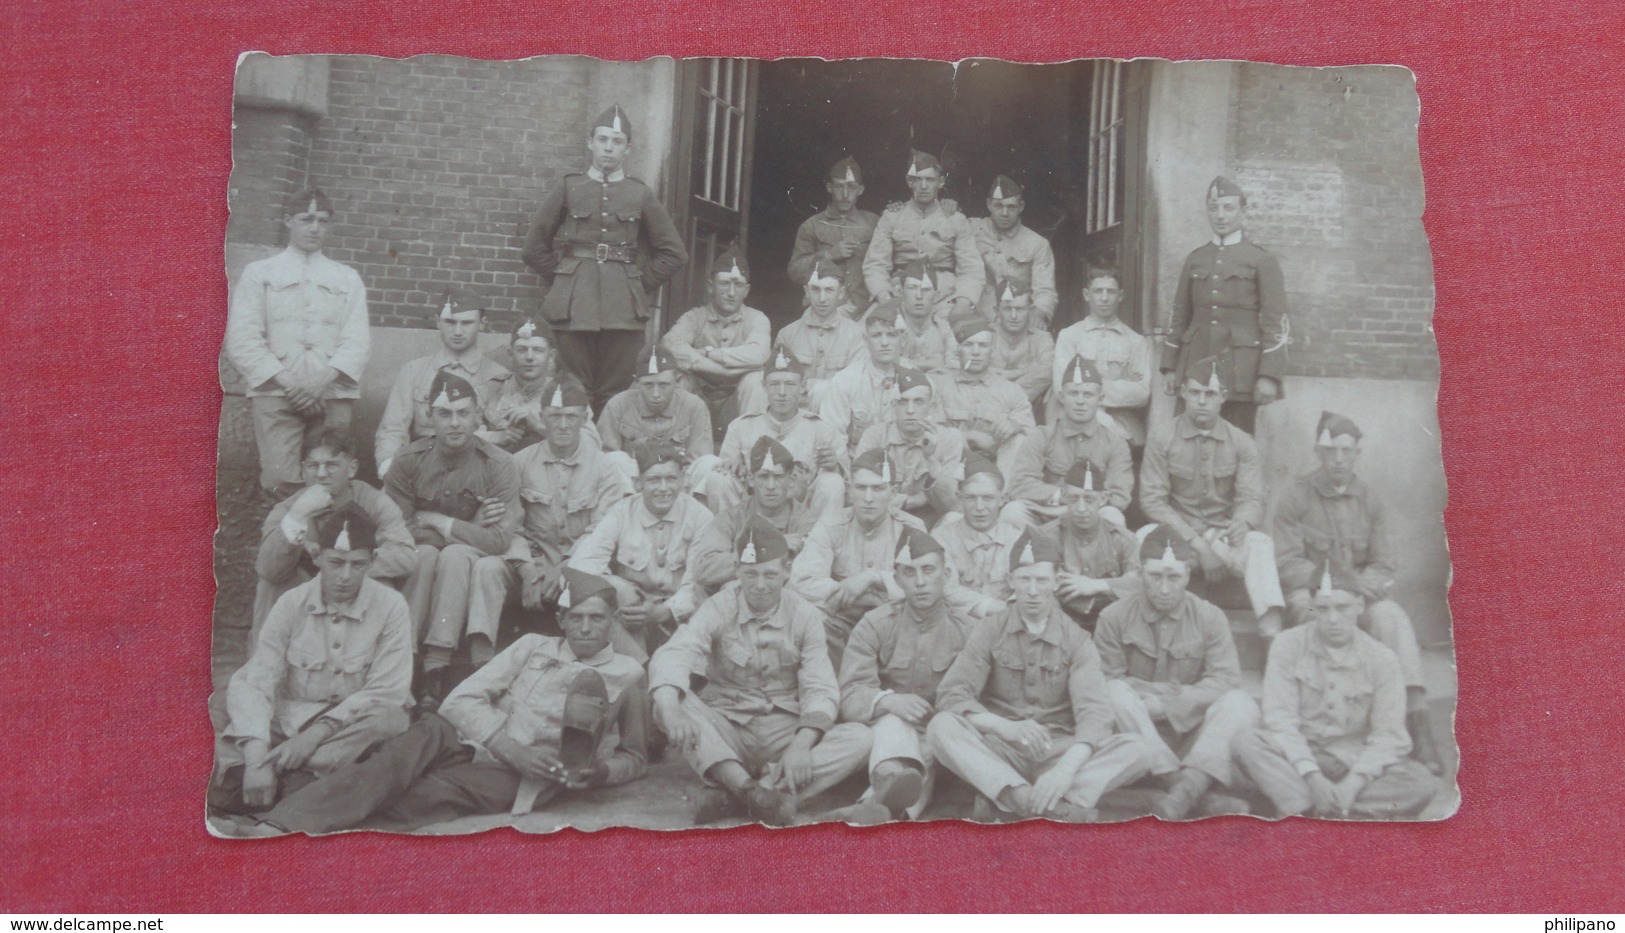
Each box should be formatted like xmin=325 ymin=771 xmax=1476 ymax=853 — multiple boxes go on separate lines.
xmin=333 ymin=642 xmax=342 ymax=649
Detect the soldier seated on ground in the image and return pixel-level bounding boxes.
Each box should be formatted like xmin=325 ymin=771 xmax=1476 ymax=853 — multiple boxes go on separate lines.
xmin=382 ymin=371 xmax=521 ymax=710
xmin=1138 ymin=356 xmax=1287 ymax=636
xmin=895 ymin=262 xmax=961 ymax=370
xmin=661 ymin=247 xmax=772 ymax=441
xmin=210 ymin=507 xmax=413 ymax=819
xmin=1005 ymin=355 xmax=1133 ymax=529
xmin=987 ymin=279 xmax=1056 ymax=408
xmin=1094 ymin=527 xmax=1258 ymax=820
xmin=651 ymin=520 xmax=873 ymax=827
xmin=1270 ymin=410 xmax=1444 ymax=773
xmin=688 ymin=436 xmax=821 ymax=597
xmin=480 ymin=318 xmax=601 ymax=454
xmin=597 ymin=346 xmax=718 ymax=493
xmin=1039 ymin=460 xmax=1140 ymax=633
xmin=1230 ymin=565 xmax=1440 ymax=819
xmin=251 ymin=429 xmax=416 ymax=640
xmin=833 ymin=527 xmax=976 ymax=824
xmin=936 ymin=313 xmax=1036 ymax=478
xmin=854 ymin=366 xmax=966 ymax=528
xmin=374 ymin=286 xmax=512 ymax=479
xmin=466 ymin=380 xmax=635 ymax=665
xmin=927 ymin=530 xmax=1152 ymax=823
xmin=220 ymin=568 xmax=649 ymax=836
xmin=931 ymin=455 xmax=1026 ymax=603
xmin=706 ymin=347 xmax=847 ymax=521
xmin=568 ymin=440 xmax=712 ymax=660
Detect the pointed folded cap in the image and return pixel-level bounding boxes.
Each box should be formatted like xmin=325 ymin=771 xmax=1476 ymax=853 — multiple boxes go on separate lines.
xmin=1008 ymin=528 xmax=1060 ymax=571
xmin=560 ymin=566 xmax=618 ymax=611
xmin=762 ymin=345 xmax=807 ymax=378
xmin=709 ymin=247 xmax=750 ymax=282
xmin=428 ymin=370 xmax=478 ymax=409
xmin=734 ymin=516 xmax=789 ymax=565
xmin=748 ymin=434 xmax=796 ymax=474
xmin=863 ymin=297 xmax=905 ymax=329
xmin=988 ymin=174 xmax=1022 ymax=200
xmin=893 ymin=525 xmax=945 ymax=564
xmin=1061 ymin=354 xmax=1103 ymax=387
xmin=631 ymin=439 xmax=685 ymax=474
xmin=543 ymin=376 xmax=590 ymax=410
xmin=829 ymin=155 xmax=863 ymax=185
xmin=995 ymin=277 xmax=1031 ymax=303
xmin=894 ymin=367 xmax=933 ymax=396
xmin=314 ymin=504 xmax=377 ymax=553
xmin=437 ymin=285 xmax=488 ymax=318
xmin=851 ymin=448 xmax=895 ymax=483
xmin=961 ymin=452 xmax=1003 ymax=486
xmin=952 ymin=315 xmax=996 ymax=343
xmin=1207 ymin=175 xmax=1246 ymax=203
xmin=1315 ymin=561 xmax=1361 ymax=599
xmin=637 ymin=346 xmax=679 ymax=378
xmin=1187 ymin=355 xmax=1228 ymax=393
xmin=1315 ymin=410 xmax=1363 ymax=445
xmin=901 ymin=260 xmax=938 ymax=288
xmin=907 ymin=149 xmax=942 ymax=175
xmin=286 ymin=187 xmax=334 ymax=217
xmin=512 ymin=318 xmax=552 ymax=344
xmin=805 ymin=259 xmax=841 ymax=286
xmin=1062 ymin=458 xmax=1104 ymax=493
xmin=592 ymin=103 xmax=632 ymax=137
xmin=1139 ymin=526 xmax=1196 ymax=565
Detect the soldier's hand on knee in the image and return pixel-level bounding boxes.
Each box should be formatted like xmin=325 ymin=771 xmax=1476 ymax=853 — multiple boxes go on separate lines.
xmin=1030 ymin=767 xmax=1072 ymax=815
xmin=879 ymin=693 xmax=933 ymax=727
xmin=1224 ymin=519 xmax=1250 ymax=548
xmin=475 ymin=497 xmax=508 ymax=528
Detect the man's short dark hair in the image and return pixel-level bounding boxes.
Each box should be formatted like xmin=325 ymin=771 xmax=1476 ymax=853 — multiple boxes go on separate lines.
xmin=1083 ymin=261 xmax=1123 ymax=289
xmin=302 ymin=428 xmax=357 ymax=460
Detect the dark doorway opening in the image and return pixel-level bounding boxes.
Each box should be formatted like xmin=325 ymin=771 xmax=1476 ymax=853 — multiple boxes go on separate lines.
xmin=745 ymin=58 xmax=1146 ymax=334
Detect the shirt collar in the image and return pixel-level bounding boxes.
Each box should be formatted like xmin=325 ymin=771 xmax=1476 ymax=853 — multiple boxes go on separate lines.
xmin=737 ymin=591 xmax=790 ymax=628
xmin=901 ymin=599 xmax=949 ymax=629
xmin=801 ymin=308 xmax=842 ymax=330
xmin=637 ymin=496 xmax=684 ymax=528
xmin=305 ymin=584 xmax=365 ymax=622
xmin=564 ymin=640 xmax=618 ymax=666
xmin=1310 ymin=469 xmax=1356 ymax=498
xmin=1307 ymin=630 xmax=1363 ymax=669
xmin=586 ymin=166 xmax=626 ymax=183
xmin=886 ymin=422 xmax=935 ymax=448
xmin=540 ymin=440 xmax=584 ymax=466
xmin=432 ymin=348 xmax=483 ymax=374
xmin=706 ymin=305 xmax=745 ymax=326
xmin=989 ymin=221 xmax=1024 ymax=242
xmin=1211 ymin=231 xmax=1244 ymax=247
xmin=1006 ymin=605 xmax=1066 ymax=644
xmin=1176 ymin=413 xmax=1223 ymax=440
xmin=1081 ymin=315 xmax=1130 ymax=335
xmin=1060 ymin=416 xmax=1100 ymax=439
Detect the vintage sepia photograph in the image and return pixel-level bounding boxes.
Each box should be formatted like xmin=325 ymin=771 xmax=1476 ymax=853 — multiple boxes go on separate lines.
xmin=209 ymin=53 xmax=1457 ymax=836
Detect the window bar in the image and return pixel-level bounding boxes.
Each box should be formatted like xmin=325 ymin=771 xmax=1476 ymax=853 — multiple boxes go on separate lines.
xmin=1107 ymin=62 xmax=1120 ymax=228
xmin=730 ymin=67 xmax=748 ymax=210
xmin=702 ymin=60 xmax=719 ymax=204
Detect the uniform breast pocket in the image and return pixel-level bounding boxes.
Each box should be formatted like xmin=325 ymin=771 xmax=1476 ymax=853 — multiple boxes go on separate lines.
xmin=1164 ymin=642 xmax=1207 ymax=684
xmin=336 ymin=655 xmax=370 ymax=694
xmin=1301 ymin=527 xmax=1334 ymax=560
xmin=285 ymin=646 xmax=328 ymax=699
xmin=615 ymin=211 xmax=641 ymax=240
xmin=614 ymin=539 xmax=651 ymax=574
xmin=265 ymin=279 xmax=304 ymax=324
xmin=314 ymin=282 xmax=352 ymax=326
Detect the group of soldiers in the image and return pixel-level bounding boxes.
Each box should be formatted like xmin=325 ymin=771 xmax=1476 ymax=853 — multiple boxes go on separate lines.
xmin=210 ymin=102 xmax=1445 ymax=836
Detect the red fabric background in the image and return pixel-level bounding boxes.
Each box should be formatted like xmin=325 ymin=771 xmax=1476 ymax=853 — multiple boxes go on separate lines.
xmin=3 ymin=0 xmax=1623 ymax=912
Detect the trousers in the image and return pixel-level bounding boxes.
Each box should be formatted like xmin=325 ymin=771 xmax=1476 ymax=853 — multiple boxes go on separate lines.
xmin=466 ymin=555 xmax=649 ymax=664
xmin=1230 ymin=726 xmax=1439 ymax=819
xmin=249 ymin=396 xmax=353 ymax=496
xmin=1136 ymin=523 xmax=1285 ymax=619
xmin=675 ymin=693 xmax=872 ymax=804
xmin=926 ymin=712 xmax=1151 ymax=811
xmin=1106 ymin=681 xmax=1257 ymax=786
xmin=210 ymin=702 xmax=410 ymax=815
xmin=409 ymin=543 xmax=483 ymax=650
xmin=555 ymin=329 xmax=647 ymax=417
xmin=260 ymin=714 xmax=533 ymax=834
xmin=1286 ymin=590 xmax=1425 ymax=689
xmin=861 ymin=713 xmax=939 ymax=819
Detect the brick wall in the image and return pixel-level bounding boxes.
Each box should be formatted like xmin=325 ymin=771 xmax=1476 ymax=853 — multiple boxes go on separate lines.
xmin=227 ymin=105 xmax=315 ymax=248
xmin=1230 ymin=64 xmax=1436 ymax=381
xmin=304 ymin=55 xmax=595 ymax=332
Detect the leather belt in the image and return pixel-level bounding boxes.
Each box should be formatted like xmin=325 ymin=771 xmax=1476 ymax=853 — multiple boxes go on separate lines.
xmin=570 ymin=243 xmax=636 ymax=263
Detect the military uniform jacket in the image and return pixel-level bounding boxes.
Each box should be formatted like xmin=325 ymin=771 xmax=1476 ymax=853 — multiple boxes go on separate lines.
xmin=521 ymin=168 xmax=688 ymax=332
xmin=686 ymin=499 xmax=821 ymax=593
xmin=1260 ymin=626 xmax=1410 ymax=779
xmin=225 ymin=577 xmax=413 ymax=747
xmin=439 ymin=634 xmax=649 ymax=785
xmin=650 ymin=584 xmax=840 ymax=732
xmin=862 ymin=198 xmax=986 ymax=307
xmin=1006 ymin=416 xmax=1134 ymax=510
xmin=932 ymin=514 xmax=1027 ymax=601
xmin=568 ymin=492 xmax=713 ymax=620
xmin=1271 ymin=470 xmax=1397 ymax=599
xmin=775 ymin=311 xmax=867 ymax=384
xmin=482 ymin=373 xmax=605 ymax=454
xmin=970 ymin=218 xmax=1058 ymax=325
xmin=990 ymin=328 xmax=1056 ymax=403
xmin=1040 ymin=518 xmax=1141 ymax=618
xmin=258 ymin=480 xmax=419 ymax=587
xmin=1139 ymin=413 xmax=1264 ymax=541
xmin=717 ymin=410 xmax=847 ymax=484
xmin=1162 ymin=233 xmax=1289 ymax=402
xmin=506 ymin=440 xmax=631 ymax=565
xmin=374 ymin=351 xmax=513 ymax=469
xmin=897 ymin=313 xmax=960 ymax=373
xmin=1093 ymin=590 xmax=1241 ymax=734
xmin=225 ymin=247 xmax=370 ymax=399
xmin=598 ymin=386 xmax=715 ymax=458
xmin=383 ymin=436 xmax=521 ymax=556
xmin=839 ymin=599 xmax=973 ymax=723
xmin=935 ymin=368 xmax=1036 ymax=448
xmin=788 ymin=206 xmax=881 ymax=308
xmin=937 ymin=607 xmax=1116 ymax=748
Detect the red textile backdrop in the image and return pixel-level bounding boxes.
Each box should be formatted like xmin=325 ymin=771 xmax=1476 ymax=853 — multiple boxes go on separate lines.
xmin=4 ymin=0 xmax=1623 ymax=913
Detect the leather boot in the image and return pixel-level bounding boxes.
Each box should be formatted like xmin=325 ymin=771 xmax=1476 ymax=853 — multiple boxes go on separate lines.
xmin=1152 ymin=767 xmax=1214 ymax=821
xmin=1407 ymin=708 xmax=1446 ymax=775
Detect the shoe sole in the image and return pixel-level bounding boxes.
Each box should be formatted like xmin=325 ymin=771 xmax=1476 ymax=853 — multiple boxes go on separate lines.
xmin=873 ymin=769 xmax=925 ymax=813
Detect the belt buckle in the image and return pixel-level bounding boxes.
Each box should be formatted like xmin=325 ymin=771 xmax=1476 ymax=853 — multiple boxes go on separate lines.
xmin=595 ymin=243 xmax=610 ymax=262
